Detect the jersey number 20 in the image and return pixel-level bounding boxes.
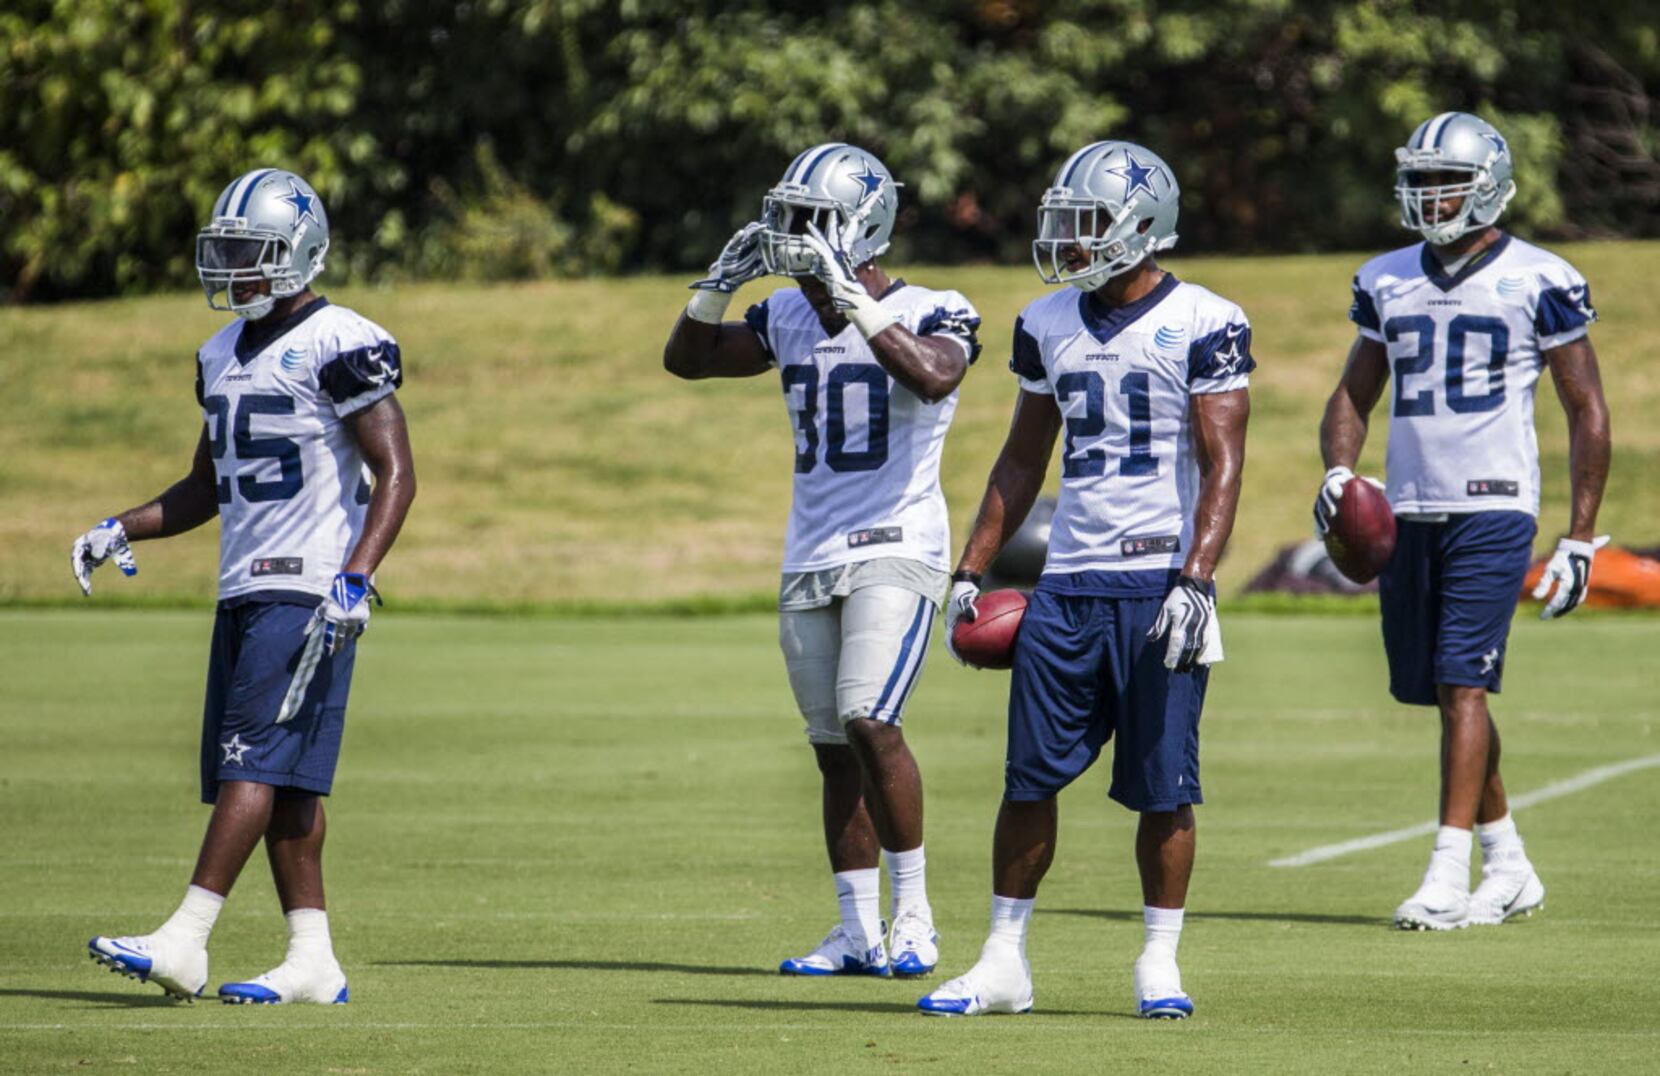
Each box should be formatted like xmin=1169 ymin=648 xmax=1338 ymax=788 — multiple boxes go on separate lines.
xmin=1386 ymin=315 xmax=1510 ymax=418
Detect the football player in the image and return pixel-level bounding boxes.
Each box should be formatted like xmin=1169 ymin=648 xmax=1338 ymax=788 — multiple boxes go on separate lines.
xmin=663 ymin=144 xmax=981 ymax=978
xmin=74 ymin=168 xmax=416 ymax=1002
xmin=1314 ymin=113 xmax=1610 ymax=930
xmin=918 ymin=141 xmax=1252 ymax=1019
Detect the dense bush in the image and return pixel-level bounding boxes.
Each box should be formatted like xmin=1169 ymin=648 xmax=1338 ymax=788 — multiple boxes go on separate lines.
xmin=3 ymin=0 xmax=1656 ymax=301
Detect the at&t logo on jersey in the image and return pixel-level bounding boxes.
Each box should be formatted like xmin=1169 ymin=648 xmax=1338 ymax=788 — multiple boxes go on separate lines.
xmin=280 ymin=347 xmax=307 ymax=372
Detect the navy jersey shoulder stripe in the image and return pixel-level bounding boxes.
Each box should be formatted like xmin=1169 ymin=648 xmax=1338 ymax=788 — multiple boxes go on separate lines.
xmin=1009 ymin=315 xmax=1045 ymax=382
xmin=319 ymin=341 xmax=403 ymax=406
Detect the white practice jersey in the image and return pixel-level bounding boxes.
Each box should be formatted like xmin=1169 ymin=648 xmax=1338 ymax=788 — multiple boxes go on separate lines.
xmin=1011 ymin=274 xmax=1253 ymax=575
xmin=745 ymin=282 xmax=981 ymax=573
xmin=195 ymin=300 xmax=402 ymax=602
xmin=1351 ymin=233 xmax=1596 ymax=517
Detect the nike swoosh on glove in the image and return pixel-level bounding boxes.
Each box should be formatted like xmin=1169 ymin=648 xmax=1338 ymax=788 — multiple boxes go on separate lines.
xmin=1148 ymin=576 xmax=1224 ymax=672
xmin=1531 ymin=535 xmax=1609 ymax=619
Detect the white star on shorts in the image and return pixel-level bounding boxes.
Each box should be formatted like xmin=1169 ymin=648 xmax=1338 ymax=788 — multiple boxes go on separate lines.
xmin=221 ymin=734 xmax=252 ymax=765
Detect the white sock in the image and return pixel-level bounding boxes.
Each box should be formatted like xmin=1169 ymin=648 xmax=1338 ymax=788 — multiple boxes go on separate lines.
xmin=1141 ymin=904 xmax=1185 ymax=962
xmin=1428 ymin=825 xmax=1473 ymax=890
xmin=157 ymin=885 xmax=224 ymax=948
xmin=1476 ymin=813 xmax=1525 ymax=861
xmin=284 ymin=907 xmax=338 ymax=967
xmin=986 ymin=894 xmax=1034 ymax=957
xmin=884 ymin=845 xmax=929 ymax=919
xmin=833 ymin=869 xmax=883 ymax=950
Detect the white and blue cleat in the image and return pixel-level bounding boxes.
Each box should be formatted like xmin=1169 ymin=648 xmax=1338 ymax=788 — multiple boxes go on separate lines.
xmin=219 ymin=960 xmax=349 ymax=1005
xmin=1394 ymin=878 xmax=1471 ymax=931
xmin=916 ymin=947 xmax=1033 ymax=1016
xmin=1134 ymin=953 xmax=1193 ymax=1020
xmin=779 ymin=924 xmax=891 ymax=977
xmin=88 ymin=933 xmax=207 ymax=1001
xmin=888 ymin=908 xmax=939 ymax=979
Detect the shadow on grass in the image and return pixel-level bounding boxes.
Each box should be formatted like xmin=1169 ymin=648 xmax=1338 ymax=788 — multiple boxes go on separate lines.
xmin=1046 ymin=907 xmax=1387 ymax=927
xmin=655 ymin=997 xmax=1121 ymax=1018
xmin=0 ymin=987 xmax=186 ymax=1009
xmin=373 ymin=958 xmax=773 ymax=977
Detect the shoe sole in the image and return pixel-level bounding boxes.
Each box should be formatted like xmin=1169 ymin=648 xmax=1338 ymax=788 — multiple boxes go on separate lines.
xmin=917 ymin=998 xmax=1034 ymax=1017
xmin=87 ymin=947 xmax=200 ymax=1002
xmin=1393 ymin=915 xmax=1469 ymax=932
xmin=1467 ymin=900 xmax=1544 ymax=927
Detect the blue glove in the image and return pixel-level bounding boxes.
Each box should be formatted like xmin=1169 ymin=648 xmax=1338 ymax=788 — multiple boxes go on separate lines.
xmin=306 ymin=572 xmax=382 ymax=656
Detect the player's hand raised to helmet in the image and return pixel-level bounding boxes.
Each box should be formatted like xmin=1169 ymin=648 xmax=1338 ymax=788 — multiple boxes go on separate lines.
xmin=690 ymin=221 xmax=767 ymax=294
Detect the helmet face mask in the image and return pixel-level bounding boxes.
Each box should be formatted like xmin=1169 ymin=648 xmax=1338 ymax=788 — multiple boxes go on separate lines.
xmin=759 ymin=194 xmax=846 ymax=277
xmin=1394 ymin=113 xmax=1516 ymax=246
xmin=1032 ymin=142 xmax=1179 ymax=292
xmin=758 ymin=144 xmax=900 ymax=279
xmin=197 ymin=169 xmax=330 ymax=320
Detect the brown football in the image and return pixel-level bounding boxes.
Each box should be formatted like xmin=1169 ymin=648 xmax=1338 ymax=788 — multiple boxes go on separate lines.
xmin=1324 ymin=477 xmax=1397 ymax=584
xmin=951 ymin=589 xmax=1028 ymax=670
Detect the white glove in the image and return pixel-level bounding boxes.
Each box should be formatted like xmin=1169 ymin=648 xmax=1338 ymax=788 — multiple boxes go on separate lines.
xmin=1148 ymin=576 xmax=1224 ymax=672
xmin=943 ymin=576 xmax=982 ymax=666
xmin=306 ymin=572 xmax=382 ymax=656
xmin=70 ymin=518 xmax=137 ymax=596
xmin=686 ymin=221 xmax=767 ymax=323
xmin=1313 ymin=465 xmax=1385 ymax=537
xmin=800 ymin=218 xmax=901 ymax=339
xmin=1531 ymin=535 xmax=1610 ymax=620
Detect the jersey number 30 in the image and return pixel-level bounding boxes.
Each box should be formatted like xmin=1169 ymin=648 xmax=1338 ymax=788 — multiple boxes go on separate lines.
xmin=782 ymin=364 xmax=889 ymax=474
xmin=204 ymin=393 xmax=304 ymax=504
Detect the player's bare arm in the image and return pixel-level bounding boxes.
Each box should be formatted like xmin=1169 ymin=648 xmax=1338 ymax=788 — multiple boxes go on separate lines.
xmin=116 ymin=426 xmax=222 ymax=541
xmin=663 ymin=219 xmax=773 ymax=379
xmin=1544 ymin=336 xmax=1611 ymax=541
xmin=865 ymin=319 xmax=967 ymax=404
xmin=956 ymin=391 xmax=1062 ymax=576
xmin=1319 ymin=335 xmax=1389 ymax=470
xmin=341 ymin=394 xmax=417 ymax=576
xmin=662 ymin=312 xmax=773 ymax=379
xmin=1184 ymin=389 xmax=1249 ymax=584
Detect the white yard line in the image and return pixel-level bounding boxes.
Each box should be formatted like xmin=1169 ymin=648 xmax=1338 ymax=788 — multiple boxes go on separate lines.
xmin=1268 ymin=751 xmax=1660 ymax=868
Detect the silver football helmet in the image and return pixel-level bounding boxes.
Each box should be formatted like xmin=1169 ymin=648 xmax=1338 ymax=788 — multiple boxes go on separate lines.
xmin=196 ymin=168 xmax=330 ymax=320
xmin=760 ymin=143 xmax=901 ymax=276
xmin=1395 ymin=112 xmax=1516 ymax=245
xmin=1034 ymin=141 xmax=1180 ymax=291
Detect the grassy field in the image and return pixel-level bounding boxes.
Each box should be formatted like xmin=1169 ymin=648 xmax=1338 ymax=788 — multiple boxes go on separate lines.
xmin=4 ymin=241 xmax=1659 ymax=607
xmin=2 ymin=609 xmax=1657 ymax=1073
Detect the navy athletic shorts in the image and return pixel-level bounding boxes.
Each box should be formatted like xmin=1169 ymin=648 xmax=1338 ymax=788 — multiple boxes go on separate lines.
xmin=1004 ymin=570 xmax=1206 ymax=812
xmin=199 ymin=596 xmax=356 ymax=803
xmin=1378 ymin=511 xmax=1536 ymax=706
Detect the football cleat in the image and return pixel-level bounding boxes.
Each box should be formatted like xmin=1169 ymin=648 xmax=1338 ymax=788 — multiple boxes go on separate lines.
xmin=1134 ymin=952 xmax=1193 ymax=1020
xmin=778 ymin=923 xmax=891 ymax=977
xmin=888 ymin=908 xmax=939 ymax=978
xmin=916 ymin=945 xmax=1033 ymax=1016
xmin=1394 ymin=878 xmax=1471 ymax=931
xmin=219 ymin=959 xmax=349 ymax=1005
xmin=88 ymin=934 xmax=208 ymax=1001
xmin=1466 ymin=853 xmax=1545 ymax=926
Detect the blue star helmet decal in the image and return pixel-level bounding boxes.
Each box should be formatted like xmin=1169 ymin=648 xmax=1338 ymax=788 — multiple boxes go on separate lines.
xmin=850 ymin=163 xmax=885 ymax=199
xmin=1481 ymin=132 xmax=1508 ymax=157
xmin=281 ymin=179 xmax=319 ymax=226
xmin=1105 ymin=151 xmax=1163 ymax=200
